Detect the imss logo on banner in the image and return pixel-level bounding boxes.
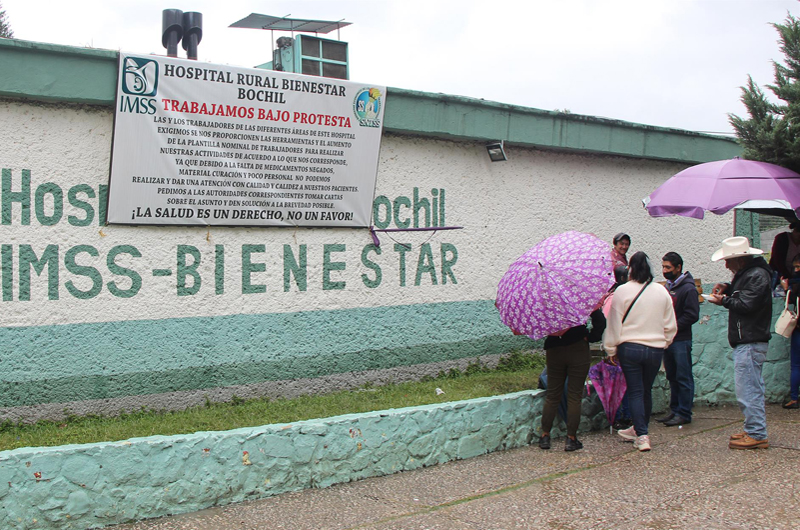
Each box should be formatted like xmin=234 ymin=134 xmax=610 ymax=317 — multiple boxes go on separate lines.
xmin=119 ymin=56 xmax=159 ymax=114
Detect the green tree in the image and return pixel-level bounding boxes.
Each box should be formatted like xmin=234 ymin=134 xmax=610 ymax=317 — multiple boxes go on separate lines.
xmin=730 ymin=14 xmax=800 ymax=173
xmin=0 ymin=2 xmax=13 ymax=38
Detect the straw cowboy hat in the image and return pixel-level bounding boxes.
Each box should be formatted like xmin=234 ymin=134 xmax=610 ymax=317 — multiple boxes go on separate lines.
xmin=711 ymin=236 xmax=764 ymax=262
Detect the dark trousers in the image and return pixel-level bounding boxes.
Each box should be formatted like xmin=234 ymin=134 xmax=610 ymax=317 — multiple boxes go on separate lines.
xmin=791 ymin=329 xmax=800 ymax=401
xmin=618 ymin=342 xmax=664 ymax=437
xmin=541 ymin=340 xmax=591 ymax=437
xmin=663 ymin=339 xmax=695 ymax=420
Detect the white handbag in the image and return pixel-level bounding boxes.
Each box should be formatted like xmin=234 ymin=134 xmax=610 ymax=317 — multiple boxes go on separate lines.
xmin=775 ymin=295 xmax=798 ymax=338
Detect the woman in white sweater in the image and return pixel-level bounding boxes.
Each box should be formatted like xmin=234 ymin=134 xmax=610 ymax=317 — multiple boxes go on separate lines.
xmin=603 ymin=251 xmax=677 ymax=452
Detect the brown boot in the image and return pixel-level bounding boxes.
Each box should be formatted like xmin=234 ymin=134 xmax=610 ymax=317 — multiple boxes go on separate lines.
xmin=728 ymin=434 xmax=769 ymax=450
xmin=729 ymin=432 xmax=746 ymax=440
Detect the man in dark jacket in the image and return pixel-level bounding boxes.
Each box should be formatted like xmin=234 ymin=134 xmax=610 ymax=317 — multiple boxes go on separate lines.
xmin=708 ymin=237 xmax=773 ymax=450
xmin=656 ymin=252 xmax=700 ymax=426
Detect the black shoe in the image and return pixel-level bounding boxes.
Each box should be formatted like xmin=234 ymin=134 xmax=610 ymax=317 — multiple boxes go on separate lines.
xmin=655 ymin=412 xmax=675 ymax=423
xmin=663 ymin=415 xmax=691 ymax=427
xmin=783 ymin=400 xmax=799 ymax=409
xmin=538 ymin=434 xmax=551 ymax=450
xmin=565 ymin=437 xmax=583 ymax=452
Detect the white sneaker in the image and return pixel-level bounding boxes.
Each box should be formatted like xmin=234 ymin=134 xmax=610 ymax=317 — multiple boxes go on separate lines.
xmin=617 ymin=426 xmax=636 ymax=442
xmin=634 ymin=435 xmax=651 ymax=452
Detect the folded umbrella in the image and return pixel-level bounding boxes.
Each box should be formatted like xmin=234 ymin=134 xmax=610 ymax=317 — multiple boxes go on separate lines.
xmin=588 ymin=361 xmax=627 ymax=433
xmin=496 ymin=231 xmax=615 ymax=340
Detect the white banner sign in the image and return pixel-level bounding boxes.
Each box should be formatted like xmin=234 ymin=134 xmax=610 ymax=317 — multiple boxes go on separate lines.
xmin=107 ymin=54 xmax=386 ymax=227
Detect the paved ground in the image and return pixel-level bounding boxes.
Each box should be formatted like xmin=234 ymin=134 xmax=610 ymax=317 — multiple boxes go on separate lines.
xmin=113 ymin=404 xmax=800 ymax=530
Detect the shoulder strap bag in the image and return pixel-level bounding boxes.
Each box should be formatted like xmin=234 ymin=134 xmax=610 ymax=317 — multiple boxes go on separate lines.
xmin=775 ymin=294 xmax=798 ymax=338
xmin=622 ymin=280 xmax=652 ymax=324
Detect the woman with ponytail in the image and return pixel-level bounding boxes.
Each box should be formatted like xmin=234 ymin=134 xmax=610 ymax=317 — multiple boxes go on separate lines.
xmin=603 ymin=251 xmax=677 ymax=452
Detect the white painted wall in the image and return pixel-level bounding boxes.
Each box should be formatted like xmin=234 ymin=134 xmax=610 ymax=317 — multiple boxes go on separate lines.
xmin=0 ymin=99 xmax=733 ymax=330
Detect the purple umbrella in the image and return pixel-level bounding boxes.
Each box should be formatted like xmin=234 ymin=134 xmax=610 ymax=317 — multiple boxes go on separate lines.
xmin=496 ymin=231 xmax=614 ymax=340
xmin=643 ymin=158 xmax=800 ymax=219
xmin=588 ymin=361 xmax=627 ymax=433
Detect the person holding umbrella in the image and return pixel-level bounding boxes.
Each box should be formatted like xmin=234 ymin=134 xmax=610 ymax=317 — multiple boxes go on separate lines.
xmin=538 ymin=308 xmax=606 ymax=452
xmin=603 ymin=251 xmax=677 ymax=452
xmin=495 ymin=231 xmax=616 ymax=450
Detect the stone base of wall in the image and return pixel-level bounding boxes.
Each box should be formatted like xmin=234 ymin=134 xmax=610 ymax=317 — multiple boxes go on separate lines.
xmin=0 ymin=387 xmax=615 ymax=530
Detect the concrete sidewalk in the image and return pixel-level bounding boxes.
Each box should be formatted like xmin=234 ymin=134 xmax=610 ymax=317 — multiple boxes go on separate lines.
xmin=113 ymin=404 xmax=800 ymax=530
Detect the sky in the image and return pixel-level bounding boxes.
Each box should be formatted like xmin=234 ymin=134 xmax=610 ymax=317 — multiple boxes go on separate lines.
xmin=2 ymin=0 xmax=799 ymax=135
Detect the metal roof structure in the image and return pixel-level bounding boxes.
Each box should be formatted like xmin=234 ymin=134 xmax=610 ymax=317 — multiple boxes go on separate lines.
xmin=229 ymin=13 xmax=351 ymax=35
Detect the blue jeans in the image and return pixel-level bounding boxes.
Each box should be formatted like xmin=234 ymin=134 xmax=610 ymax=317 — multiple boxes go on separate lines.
xmin=614 ymin=392 xmax=630 ymax=421
xmin=618 ymin=343 xmax=664 ymax=437
xmin=791 ymin=330 xmax=800 ymax=401
xmin=732 ymin=343 xmax=768 ymax=440
xmin=663 ymin=339 xmax=694 ymax=420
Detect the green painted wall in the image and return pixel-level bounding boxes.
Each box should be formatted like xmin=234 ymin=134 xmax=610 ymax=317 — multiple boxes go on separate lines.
xmin=0 ymin=38 xmax=740 ymax=163
xmin=734 ymin=210 xmax=761 ymax=247
xmin=0 ymin=300 xmax=534 ymax=408
xmin=0 ymin=39 xmax=116 ymax=105
xmin=0 ymin=388 xmax=600 ymax=530
xmin=383 ymin=89 xmax=741 ymax=163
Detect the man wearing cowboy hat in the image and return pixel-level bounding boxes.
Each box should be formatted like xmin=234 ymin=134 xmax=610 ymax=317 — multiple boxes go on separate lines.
xmin=708 ymin=236 xmax=773 ymax=450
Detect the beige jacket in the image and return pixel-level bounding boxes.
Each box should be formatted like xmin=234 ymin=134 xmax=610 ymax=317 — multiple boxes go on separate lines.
xmin=603 ymin=280 xmax=677 ymax=356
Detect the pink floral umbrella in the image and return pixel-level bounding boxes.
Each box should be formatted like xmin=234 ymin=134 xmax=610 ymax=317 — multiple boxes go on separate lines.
xmin=496 ymin=231 xmax=615 ymax=340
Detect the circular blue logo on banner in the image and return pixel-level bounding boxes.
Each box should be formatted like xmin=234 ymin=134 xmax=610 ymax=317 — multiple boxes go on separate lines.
xmin=353 ymin=88 xmax=382 ymax=127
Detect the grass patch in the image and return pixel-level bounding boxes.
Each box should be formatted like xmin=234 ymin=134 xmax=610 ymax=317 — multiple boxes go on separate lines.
xmin=0 ymin=351 xmax=545 ymax=452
